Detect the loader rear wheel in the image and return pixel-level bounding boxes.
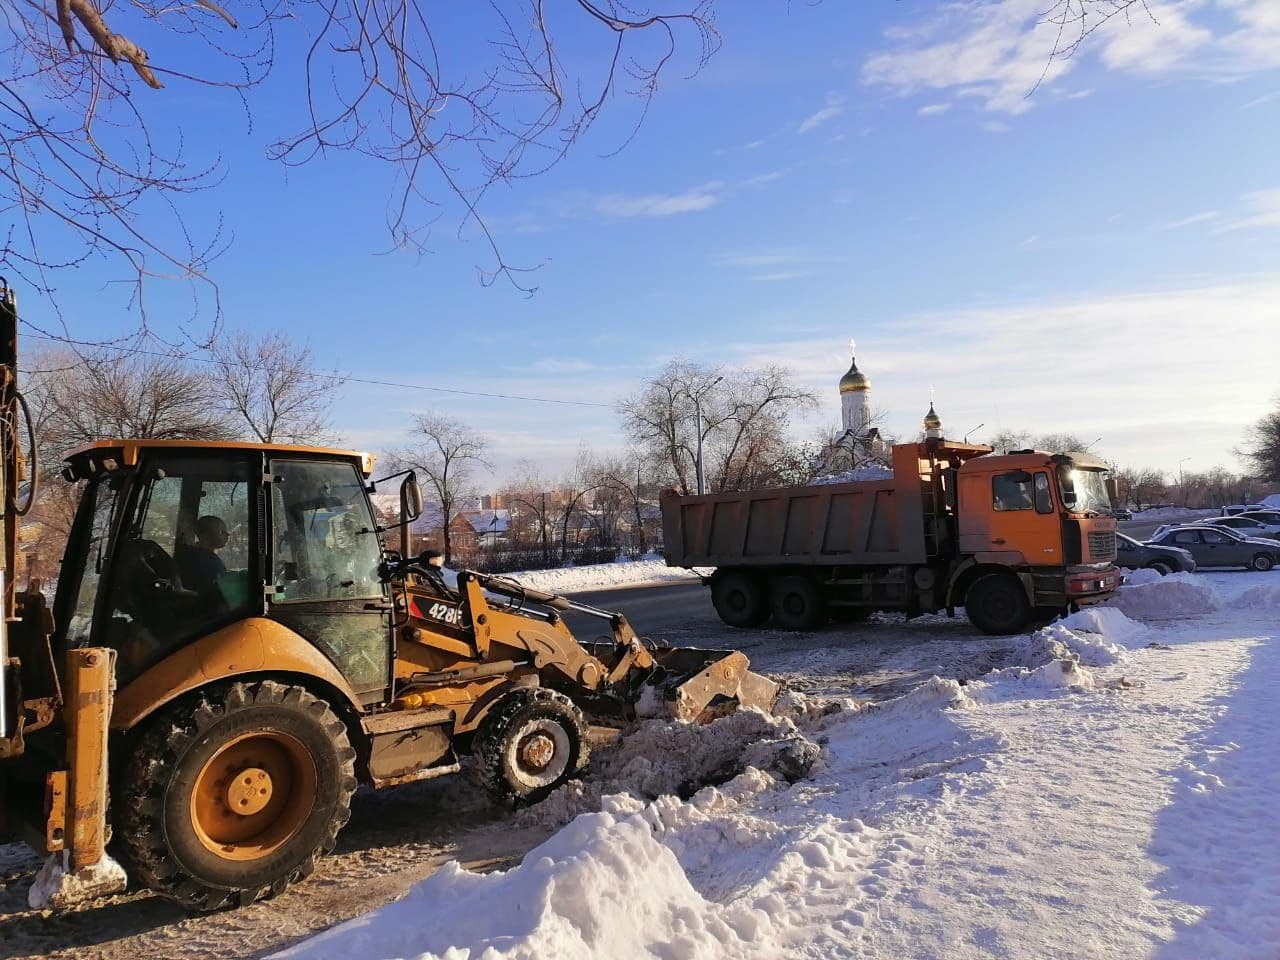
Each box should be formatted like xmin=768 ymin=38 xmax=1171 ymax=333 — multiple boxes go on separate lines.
xmin=473 ymin=688 xmax=588 ymax=807
xmin=710 ymin=571 xmax=769 ymax=628
xmin=964 ymin=574 xmax=1032 ymax=635
xmin=114 ymin=680 xmax=357 ymax=911
xmin=770 ymin=575 xmax=826 ymax=631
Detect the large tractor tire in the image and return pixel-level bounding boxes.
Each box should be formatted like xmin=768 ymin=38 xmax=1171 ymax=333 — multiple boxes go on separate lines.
xmin=964 ymin=574 xmax=1032 ymax=635
xmin=115 ymin=680 xmax=357 ymax=911
xmin=473 ymin=688 xmax=588 ymax=807
xmin=710 ymin=571 xmax=769 ymax=628
xmin=770 ymin=575 xmax=827 ymax=631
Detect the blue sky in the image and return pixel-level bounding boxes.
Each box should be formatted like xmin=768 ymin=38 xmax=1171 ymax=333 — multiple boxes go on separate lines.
xmin=19 ymin=1 xmax=1280 ymax=481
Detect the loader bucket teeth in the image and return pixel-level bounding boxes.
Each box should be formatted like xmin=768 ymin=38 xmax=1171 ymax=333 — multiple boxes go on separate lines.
xmin=643 ymin=648 xmax=779 ymax=722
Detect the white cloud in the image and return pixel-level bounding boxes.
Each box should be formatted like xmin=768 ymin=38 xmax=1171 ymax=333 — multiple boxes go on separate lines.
xmin=862 ymin=0 xmax=1269 ymax=115
xmin=983 ymin=119 xmax=1011 ymax=133
xmin=1214 ymin=187 xmax=1280 ymax=232
xmin=798 ymin=92 xmax=845 ymax=134
xmin=1164 ymin=210 xmax=1221 ymax=229
xmin=754 ymin=271 xmax=815 ymax=282
xmin=1242 ymin=89 xmax=1280 ymax=109
xmin=918 ymin=103 xmax=952 ymax=116
xmin=719 ymin=249 xmax=815 ymax=268
xmin=594 ymin=182 xmax=724 ymax=218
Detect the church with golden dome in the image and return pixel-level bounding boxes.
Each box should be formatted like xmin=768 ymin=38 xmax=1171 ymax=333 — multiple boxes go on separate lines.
xmin=815 ymin=341 xmax=947 ymax=477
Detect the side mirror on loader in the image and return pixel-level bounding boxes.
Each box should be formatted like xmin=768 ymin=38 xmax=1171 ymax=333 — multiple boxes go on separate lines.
xmin=401 ymin=472 xmax=424 ymax=523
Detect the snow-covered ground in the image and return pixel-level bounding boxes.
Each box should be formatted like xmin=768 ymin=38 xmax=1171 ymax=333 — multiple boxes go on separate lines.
xmin=278 ymin=571 xmax=1280 ymax=960
xmin=501 ymin=557 xmax=702 ymax=593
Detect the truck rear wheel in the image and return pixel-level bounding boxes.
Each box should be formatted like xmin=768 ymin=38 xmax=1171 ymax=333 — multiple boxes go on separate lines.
xmin=710 ymin=571 xmax=769 ymax=627
xmin=473 ymin=688 xmax=588 ymax=806
xmin=115 ymin=680 xmax=357 ymax=911
xmin=964 ymin=574 xmax=1032 ymax=635
xmin=770 ymin=575 xmax=826 ymax=631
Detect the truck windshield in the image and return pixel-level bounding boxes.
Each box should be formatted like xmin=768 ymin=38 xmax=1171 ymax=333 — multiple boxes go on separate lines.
xmin=1056 ymin=465 xmax=1111 ymax=516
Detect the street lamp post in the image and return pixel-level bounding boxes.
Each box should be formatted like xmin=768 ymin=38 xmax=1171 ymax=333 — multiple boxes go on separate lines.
xmin=681 ymin=376 xmax=722 ymax=496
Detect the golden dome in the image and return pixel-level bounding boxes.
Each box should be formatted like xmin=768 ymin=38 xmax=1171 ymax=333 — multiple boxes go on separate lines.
xmin=839 ymin=354 xmax=870 ymax=394
xmin=923 ymin=402 xmax=942 ymax=429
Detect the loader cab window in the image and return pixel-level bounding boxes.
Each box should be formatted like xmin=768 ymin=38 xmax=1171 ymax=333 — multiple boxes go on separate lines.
xmin=62 ymin=477 xmax=124 ymax=646
xmin=270 ymin=460 xmax=382 ymax=601
xmin=100 ymin=455 xmax=256 ymax=682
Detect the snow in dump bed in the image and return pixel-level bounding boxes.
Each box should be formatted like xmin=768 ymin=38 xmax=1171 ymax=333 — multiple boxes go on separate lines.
xmin=807 ymin=465 xmax=894 ymax=485
xmin=280 ymin=573 xmax=1280 ymax=959
xmin=501 ymin=558 xmax=701 ymax=594
xmin=1105 ymin=571 xmax=1223 ymax=620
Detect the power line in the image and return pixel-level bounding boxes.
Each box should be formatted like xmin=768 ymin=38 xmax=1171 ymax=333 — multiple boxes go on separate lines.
xmin=19 ymin=331 xmax=616 ymax=409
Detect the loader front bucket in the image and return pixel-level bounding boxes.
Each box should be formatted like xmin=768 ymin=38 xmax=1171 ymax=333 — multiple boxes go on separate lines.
xmin=586 ymin=643 xmax=779 ymax=722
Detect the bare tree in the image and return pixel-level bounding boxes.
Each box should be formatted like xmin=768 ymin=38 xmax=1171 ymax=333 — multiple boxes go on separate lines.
xmin=1239 ymin=398 xmax=1280 ymax=483
xmin=25 ymin=348 xmax=236 ymax=454
xmin=619 ymin=360 xmax=817 ymax=496
xmin=2 ymin=0 xmax=719 ymax=336
xmin=210 ymin=330 xmax=338 ymax=444
xmin=503 ymin=460 xmax=555 ymax=566
xmin=988 ymin=429 xmax=1091 ymax=455
xmin=390 ymin=412 xmax=488 ymax=564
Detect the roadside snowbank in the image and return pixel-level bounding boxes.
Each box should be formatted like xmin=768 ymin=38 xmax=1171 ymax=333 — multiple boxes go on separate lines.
xmin=504 ymin=558 xmax=701 ymax=594
xmin=1235 ymin=583 xmax=1280 ymax=612
xmin=1105 ymin=572 xmax=1222 ymax=620
xmin=1129 ymin=507 xmax=1215 ymax=521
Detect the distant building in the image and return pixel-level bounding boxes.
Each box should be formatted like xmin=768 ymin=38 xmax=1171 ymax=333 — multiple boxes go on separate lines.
xmin=816 ymin=341 xmax=889 ymax=475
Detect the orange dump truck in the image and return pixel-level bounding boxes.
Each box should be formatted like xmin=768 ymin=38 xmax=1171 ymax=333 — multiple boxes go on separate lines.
xmin=660 ymin=440 xmax=1119 ymax=635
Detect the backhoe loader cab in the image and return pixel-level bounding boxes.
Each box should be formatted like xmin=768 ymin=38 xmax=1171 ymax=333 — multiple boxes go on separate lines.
xmin=4 ymin=436 xmax=776 ymax=911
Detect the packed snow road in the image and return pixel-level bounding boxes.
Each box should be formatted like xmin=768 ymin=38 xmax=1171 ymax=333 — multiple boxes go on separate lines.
xmin=2 ymin=566 xmax=1277 ymax=959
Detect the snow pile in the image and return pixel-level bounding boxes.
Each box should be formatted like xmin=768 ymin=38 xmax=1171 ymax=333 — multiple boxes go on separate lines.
xmin=1130 ymin=507 xmax=1214 ymax=521
xmin=1105 ymin=572 xmax=1222 ymax=620
xmin=504 ymin=558 xmax=701 ymax=594
xmin=27 ymin=852 xmax=126 ymax=910
xmin=1235 ymin=583 xmax=1280 ymax=612
xmin=277 ymin=806 xmax=761 ymax=960
xmin=1121 ymin=566 xmax=1163 ymax=586
xmin=1057 ymin=605 xmax=1148 ymax=647
xmin=278 ymin=676 xmax=980 ymax=960
xmin=808 ymin=465 xmax=894 ymax=486
xmin=519 ymin=709 xmax=821 ymax=828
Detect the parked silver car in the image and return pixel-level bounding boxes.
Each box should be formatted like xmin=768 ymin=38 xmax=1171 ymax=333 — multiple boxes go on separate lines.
xmin=1149 ymin=525 xmax=1280 ymax=572
xmin=1196 ymin=515 xmax=1280 ymax=540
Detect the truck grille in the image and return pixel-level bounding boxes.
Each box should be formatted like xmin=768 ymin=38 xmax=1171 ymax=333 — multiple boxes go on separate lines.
xmin=1088 ymin=531 xmax=1116 ymax=560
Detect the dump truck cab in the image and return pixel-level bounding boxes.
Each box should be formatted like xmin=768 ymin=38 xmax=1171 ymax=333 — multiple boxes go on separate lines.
xmin=951 ymin=449 xmax=1118 ymax=629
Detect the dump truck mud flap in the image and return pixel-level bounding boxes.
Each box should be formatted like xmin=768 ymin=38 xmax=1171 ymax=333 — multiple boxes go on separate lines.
xmin=587 ymin=643 xmax=779 ymax=722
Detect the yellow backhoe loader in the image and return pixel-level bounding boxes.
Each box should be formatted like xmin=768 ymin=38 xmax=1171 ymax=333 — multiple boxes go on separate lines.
xmin=0 ymin=284 xmax=777 ymax=911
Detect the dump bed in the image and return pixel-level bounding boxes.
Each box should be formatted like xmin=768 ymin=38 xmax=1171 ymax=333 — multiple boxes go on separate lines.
xmin=661 ymin=443 xmax=981 ymax=569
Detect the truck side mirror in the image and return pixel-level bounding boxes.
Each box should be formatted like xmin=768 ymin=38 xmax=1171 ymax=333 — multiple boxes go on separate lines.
xmin=401 ymin=472 xmax=423 ymax=522
xmin=1104 ymin=477 xmax=1118 ymax=504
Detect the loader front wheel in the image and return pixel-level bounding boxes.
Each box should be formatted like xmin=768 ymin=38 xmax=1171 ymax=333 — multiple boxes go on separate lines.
xmin=115 ymin=680 xmax=357 ymax=911
xmin=473 ymin=688 xmax=588 ymax=806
